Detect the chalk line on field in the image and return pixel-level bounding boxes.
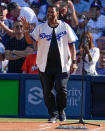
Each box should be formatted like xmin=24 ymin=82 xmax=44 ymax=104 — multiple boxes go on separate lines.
xmin=89 ymin=127 xmax=104 ymax=131
xmin=0 ymin=127 xmax=37 ymax=131
xmin=38 ymin=126 xmax=52 ymax=130
xmin=40 ymin=123 xmax=52 ymax=127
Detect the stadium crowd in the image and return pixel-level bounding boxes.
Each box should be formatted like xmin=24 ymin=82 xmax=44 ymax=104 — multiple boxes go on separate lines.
xmin=0 ymin=0 xmax=105 ymax=75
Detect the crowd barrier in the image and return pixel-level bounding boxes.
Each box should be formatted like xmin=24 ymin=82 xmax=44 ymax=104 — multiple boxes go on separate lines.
xmin=0 ymin=74 xmax=105 ymax=120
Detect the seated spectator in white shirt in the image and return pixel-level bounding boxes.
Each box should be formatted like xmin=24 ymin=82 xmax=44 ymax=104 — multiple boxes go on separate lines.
xmin=76 ymin=32 xmax=100 ymax=75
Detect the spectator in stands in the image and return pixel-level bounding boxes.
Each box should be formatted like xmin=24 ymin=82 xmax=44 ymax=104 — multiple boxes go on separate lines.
xmin=5 ymin=20 xmax=33 ymax=73
xmin=21 ymin=4 xmax=77 ymax=123
xmin=7 ymin=2 xmax=38 ymax=24
xmin=37 ymin=4 xmax=47 ymax=23
xmin=0 ymin=2 xmax=38 ymax=39
xmin=87 ymin=2 xmax=105 ymax=47
xmin=89 ymin=0 xmax=105 ymax=15
xmin=0 ymin=2 xmax=13 ymax=47
xmin=96 ymin=35 xmax=105 ymax=50
xmin=55 ymin=0 xmax=78 ymax=28
xmin=76 ymin=32 xmax=100 ymax=75
xmin=0 ymin=39 xmax=8 ymax=73
xmin=0 ymin=41 xmax=5 ymax=73
xmin=76 ymin=13 xmax=90 ymax=40
xmin=30 ymin=1 xmax=48 ymax=23
xmin=96 ymin=32 xmax=105 ymax=74
xmin=100 ymin=0 xmax=105 ymax=15
xmin=30 ymin=2 xmax=40 ymax=16
xmin=22 ymin=42 xmax=38 ymax=74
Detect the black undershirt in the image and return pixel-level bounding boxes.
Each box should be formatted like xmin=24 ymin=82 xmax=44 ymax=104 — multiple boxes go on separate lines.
xmin=45 ymin=26 xmax=62 ymax=72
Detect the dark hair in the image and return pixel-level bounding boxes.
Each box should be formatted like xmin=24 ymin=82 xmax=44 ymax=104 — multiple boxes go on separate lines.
xmin=79 ymin=32 xmax=94 ymax=49
xmin=90 ymin=1 xmax=102 ymax=10
xmin=7 ymin=2 xmax=19 ymax=12
xmin=31 ymin=2 xmax=40 ymax=8
xmin=47 ymin=4 xmax=59 ymax=12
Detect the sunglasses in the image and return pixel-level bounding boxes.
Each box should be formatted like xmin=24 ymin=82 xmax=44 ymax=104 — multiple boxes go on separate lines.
xmin=14 ymin=25 xmax=23 ymax=29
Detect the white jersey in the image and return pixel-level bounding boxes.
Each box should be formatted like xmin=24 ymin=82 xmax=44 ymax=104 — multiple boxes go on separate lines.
xmin=31 ymin=21 xmax=77 ymax=72
xmin=18 ymin=7 xmax=38 ymax=25
xmin=87 ymin=15 xmax=105 ymax=47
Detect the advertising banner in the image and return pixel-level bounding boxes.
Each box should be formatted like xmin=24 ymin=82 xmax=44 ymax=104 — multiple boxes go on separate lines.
xmin=25 ymin=78 xmax=86 ymax=118
xmin=66 ymin=80 xmax=86 ymax=118
xmin=25 ymin=79 xmax=48 ymax=117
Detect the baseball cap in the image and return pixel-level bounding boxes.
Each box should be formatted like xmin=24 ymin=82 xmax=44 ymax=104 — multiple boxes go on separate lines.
xmin=91 ymin=1 xmax=102 ymax=9
xmin=0 ymin=2 xmax=7 ymax=8
xmin=31 ymin=1 xmax=40 ymax=8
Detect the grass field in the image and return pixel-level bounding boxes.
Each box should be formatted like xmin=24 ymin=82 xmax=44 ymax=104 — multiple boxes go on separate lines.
xmin=0 ymin=118 xmax=105 ymax=123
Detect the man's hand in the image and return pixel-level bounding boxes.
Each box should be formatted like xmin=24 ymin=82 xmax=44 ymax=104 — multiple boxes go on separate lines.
xmin=68 ymin=0 xmax=75 ymax=12
xmin=20 ymin=16 xmax=29 ymax=31
xmin=70 ymin=63 xmax=77 ymax=74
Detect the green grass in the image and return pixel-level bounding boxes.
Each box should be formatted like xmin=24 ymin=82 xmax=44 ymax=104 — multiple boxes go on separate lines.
xmin=0 ymin=118 xmax=105 ymax=123
xmin=0 ymin=118 xmax=48 ymax=122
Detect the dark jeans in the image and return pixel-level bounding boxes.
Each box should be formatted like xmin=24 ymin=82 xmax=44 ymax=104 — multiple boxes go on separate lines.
xmin=39 ymin=68 xmax=69 ymax=116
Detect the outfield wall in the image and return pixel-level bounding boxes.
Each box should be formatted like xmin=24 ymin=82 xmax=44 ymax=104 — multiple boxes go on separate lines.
xmin=0 ymin=74 xmax=105 ymax=120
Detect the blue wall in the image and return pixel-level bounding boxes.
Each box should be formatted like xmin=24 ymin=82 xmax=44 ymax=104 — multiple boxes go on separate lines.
xmin=0 ymin=74 xmax=105 ymax=119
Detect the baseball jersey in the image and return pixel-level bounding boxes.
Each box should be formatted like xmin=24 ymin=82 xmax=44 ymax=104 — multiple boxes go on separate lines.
xmin=31 ymin=20 xmax=77 ymax=72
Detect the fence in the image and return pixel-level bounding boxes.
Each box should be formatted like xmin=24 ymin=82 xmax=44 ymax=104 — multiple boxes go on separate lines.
xmin=0 ymin=74 xmax=105 ymax=119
